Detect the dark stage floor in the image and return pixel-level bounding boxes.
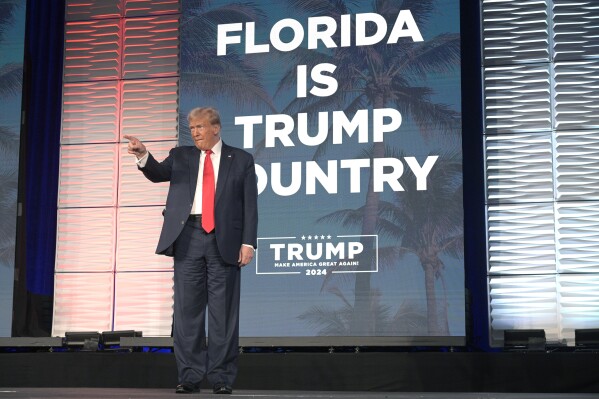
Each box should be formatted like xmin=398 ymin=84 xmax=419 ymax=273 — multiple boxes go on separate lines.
xmin=3 ymin=350 xmax=599 ymax=393
xmin=0 ymin=390 xmax=598 ymax=399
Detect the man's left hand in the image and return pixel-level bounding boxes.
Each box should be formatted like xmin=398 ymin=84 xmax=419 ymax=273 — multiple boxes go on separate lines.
xmin=238 ymin=245 xmax=254 ymax=267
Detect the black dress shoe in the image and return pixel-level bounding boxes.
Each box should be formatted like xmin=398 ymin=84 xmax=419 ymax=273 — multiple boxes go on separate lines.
xmin=175 ymin=384 xmax=199 ymax=394
xmin=212 ymin=383 xmax=233 ymax=394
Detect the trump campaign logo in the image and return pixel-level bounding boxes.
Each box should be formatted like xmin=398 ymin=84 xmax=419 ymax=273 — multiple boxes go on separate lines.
xmin=256 ymin=234 xmax=378 ymax=277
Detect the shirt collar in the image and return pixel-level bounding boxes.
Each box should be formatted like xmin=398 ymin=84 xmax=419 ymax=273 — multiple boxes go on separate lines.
xmin=206 ymin=139 xmax=222 ymax=156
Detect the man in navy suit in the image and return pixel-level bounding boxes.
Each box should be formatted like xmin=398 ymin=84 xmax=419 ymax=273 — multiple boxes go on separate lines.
xmin=124 ymin=107 xmax=258 ymax=394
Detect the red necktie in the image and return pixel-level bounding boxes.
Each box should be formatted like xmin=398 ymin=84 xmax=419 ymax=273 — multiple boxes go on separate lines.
xmin=202 ymin=149 xmax=215 ymax=233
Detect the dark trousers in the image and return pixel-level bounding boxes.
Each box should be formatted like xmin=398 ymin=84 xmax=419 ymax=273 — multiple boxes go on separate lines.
xmin=173 ymin=217 xmax=241 ymax=387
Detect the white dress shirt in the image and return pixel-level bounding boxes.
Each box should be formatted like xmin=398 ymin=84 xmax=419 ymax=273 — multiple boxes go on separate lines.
xmin=191 ymin=140 xmax=221 ymax=215
xmin=136 ymin=140 xmax=222 ymax=215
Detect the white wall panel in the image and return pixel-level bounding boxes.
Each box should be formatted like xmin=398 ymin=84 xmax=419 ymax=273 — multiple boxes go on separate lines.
xmin=65 ymin=0 xmax=120 ymax=21
xmin=61 ymin=81 xmax=120 ymax=144
xmin=116 ymin=206 xmax=172 ymax=271
xmin=58 ymin=143 xmax=119 ymax=208
xmin=482 ymin=0 xmax=550 ymax=65
xmin=120 ymin=78 xmax=179 ymax=141
xmin=65 ymin=0 xmax=181 ymax=23
xmin=553 ymin=1 xmax=599 ymax=61
xmin=122 ymin=17 xmax=179 ymax=79
xmin=63 ymin=19 xmax=121 ymax=82
xmin=56 ymin=207 xmax=116 ymax=273
xmin=489 ymin=275 xmax=558 ymax=343
xmin=487 ymin=203 xmax=556 ymax=275
xmin=555 ymin=130 xmax=599 ymax=200
xmin=554 ymin=60 xmax=599 ymax=131
xmin=556 ymin=201 xmax=599 ymax=273
xmin=124 ymin=0 xmax=179 ymax=17
xmin=483 ymin=64 xmax=552 ymax=134
xmin=52 ymin=272 xmax=114 ymax=336
xmin=113 ymin=271 xmax=173 ymax=336
xmin=485 ymin=132 xmax=554 ymax=203
xmin=117 ymin=141 xmax=175 ymax=206
xmin=558 ymin=274 xmax=599 ymax=342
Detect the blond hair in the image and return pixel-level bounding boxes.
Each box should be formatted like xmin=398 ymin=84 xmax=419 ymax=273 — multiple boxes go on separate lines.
xmin=187 ymin=107 xmax=221 ymax=127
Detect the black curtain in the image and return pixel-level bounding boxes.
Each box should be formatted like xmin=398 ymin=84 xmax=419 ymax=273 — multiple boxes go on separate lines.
xmin=12 ymin=0 xmax=64 ymax=336
xmin=460 ymin=0 xmax=491 ymax=351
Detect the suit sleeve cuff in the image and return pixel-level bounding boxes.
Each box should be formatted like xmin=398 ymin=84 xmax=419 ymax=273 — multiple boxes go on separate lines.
xmin=136 ymin=152 xmax=149 ymax=167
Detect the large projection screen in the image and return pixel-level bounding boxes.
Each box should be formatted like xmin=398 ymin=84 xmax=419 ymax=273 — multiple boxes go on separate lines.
xmin=179 ymin=0 xmax=464 ymax=345
xmin=53 ymin=0 xmax=464 ymax=346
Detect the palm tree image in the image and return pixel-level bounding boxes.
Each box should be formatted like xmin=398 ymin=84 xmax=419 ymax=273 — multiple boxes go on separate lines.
xmin=274 ymin=0 xmax=462 ymax=335
xmin=300 ymin=286 xmax=393 ymax=336
xmin=0 ymin=0 xmax=22 ymax=95
xmin=0 ymin=0 xmax=22 ymax=118
xmin=179 ymin=0 xmax=277 ymax=146
xmin=0 ymin=63 xmax=22 ymax=97
xmin=0 ymin=2 xmax=18 ymax=42
xmin=178 ymin=0 xmax=463 ymax=338
xmin=317 ymin=151 xmax=463 ymax=335
xmin=299 ymin=285 xmax=428 ymax=336
xmin=0 ymin=1 xmax=22 ymax=272
xmin=0 ymin=129 xmax=19 ymax=269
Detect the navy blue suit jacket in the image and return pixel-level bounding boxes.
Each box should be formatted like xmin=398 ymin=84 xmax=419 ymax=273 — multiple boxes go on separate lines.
xmin=140 ymin=142 xmax=258 ymax=265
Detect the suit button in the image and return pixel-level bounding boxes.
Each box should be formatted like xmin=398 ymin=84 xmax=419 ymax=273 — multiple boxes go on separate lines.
xmin=181 ymin=221 xmax=185 ymax=224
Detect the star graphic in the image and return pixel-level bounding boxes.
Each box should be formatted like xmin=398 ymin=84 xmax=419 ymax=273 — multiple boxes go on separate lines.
xmin=301 ymin=235 xmax=306 ymax=240
xmin=320 ymin=235 xmax=325 ymax=239
xmin=308 ymin=235 xmax=312 ymax=240
xmin=327 ymin=235 xmax=332 ymax=239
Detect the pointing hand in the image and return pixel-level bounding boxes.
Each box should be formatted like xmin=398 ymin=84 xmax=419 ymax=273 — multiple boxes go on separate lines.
xmin=123 ymin=135 xmax=147 ymax=159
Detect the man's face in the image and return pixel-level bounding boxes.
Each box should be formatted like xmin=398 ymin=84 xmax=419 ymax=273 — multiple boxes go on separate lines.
xmin=189 ymin=116 xmax=220 ymax=151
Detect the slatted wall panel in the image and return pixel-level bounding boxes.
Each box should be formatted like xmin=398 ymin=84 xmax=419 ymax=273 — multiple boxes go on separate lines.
xmin=482 ymin=0 xmax=550 ymax=65
xmin=555 ymin=201 xmax=599 ymax=273
xmin=555 ymin=130 xmax=599 ymax=201
xmin=483 ymin=0 xmax=599 ymax=346
xmin=52 ymin=0 xmax=180 ymax=337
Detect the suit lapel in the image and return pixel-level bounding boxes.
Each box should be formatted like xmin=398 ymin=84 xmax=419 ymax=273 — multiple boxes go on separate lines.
xmin=188 ymin=146 xmax=201 ymax=202
xmin=216 ymin=143 xmax=233 ymax=204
